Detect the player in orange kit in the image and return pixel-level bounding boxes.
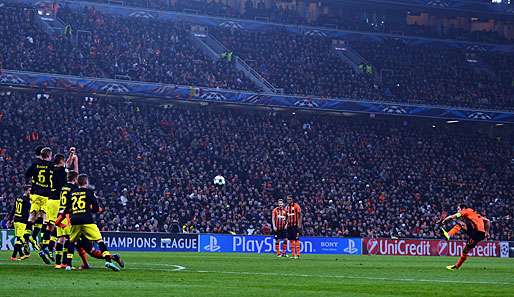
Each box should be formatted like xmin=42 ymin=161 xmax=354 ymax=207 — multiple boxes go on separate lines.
xmin=440 ymin=204 xmax=491 ymax=270
xmin=272 ymin=199 xmax=287 ymax=257
xmin=285 ymin=195 xmax=302 ymax=259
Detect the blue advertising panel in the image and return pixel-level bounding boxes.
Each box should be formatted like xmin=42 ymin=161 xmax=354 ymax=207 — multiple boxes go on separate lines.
xmin=102 ymin=232 xmax=199 ymax=252
xmin=2 ymin=70 xmax=514 ymax=123
xmin=200 ymin=234 xmax=362 ymax=255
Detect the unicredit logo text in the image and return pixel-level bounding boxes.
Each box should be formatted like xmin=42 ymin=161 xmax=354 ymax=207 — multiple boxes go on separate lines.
xmin=365 ymin=238 xmax=499 ymax=257
xmin=367 ymin=239 xmax=430 ymax=256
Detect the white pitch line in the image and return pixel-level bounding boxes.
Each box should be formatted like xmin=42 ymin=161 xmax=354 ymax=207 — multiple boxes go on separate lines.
xmin=0 ymin=261 xmax=186 ymax=272
xmin=194 ymin=270 xmax=514 ymax=286
xmin=128 ymin=263 xmax=186 ymax=272
xmin=1 ymin=262 xmax=512 ymax=286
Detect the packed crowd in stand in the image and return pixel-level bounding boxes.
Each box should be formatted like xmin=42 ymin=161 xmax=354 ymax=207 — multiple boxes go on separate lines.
xmin=2 ymin=4 xmax=514 ymax=110
xmin=0 ymin=5 xmax=255 ymax=91
xmin=0 ymin=5 xmax=103 ymax=77
xmin=1 ymin=90 xmax=512 ymax=241
xmin=78 ymin=0 xmax=514 ymax=44
xmin=349 ymin=38 xmax=514 ymax=109
xmin=213 ymin=28 xmax=383 ymax=99
xmin=215 ymin=27 xmax=514 ymax=109
xmin=56 ymin=6 xmax=256 ymax=91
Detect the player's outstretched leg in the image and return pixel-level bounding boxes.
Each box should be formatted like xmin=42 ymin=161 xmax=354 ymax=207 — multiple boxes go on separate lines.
xmin=447 ymin=241 xmax=472 ymax=271
xmin=18 ymin=237 xmax=30 ymax=260
xmin=96 ymin=240 xmax=120 ymax=271
xmin=440 ymin=223 xmax=463 ymax=241
xmin=112 ymin=254 xmax=125 ymax=268
xmin=38 ymin=250 xmax=51 ymax=264
xmin=48 ymin=229 xmax=57 ymax=260
xmin=11 ymin=237 xmax=23 ymax=260
xmin=77 ymin=246 xmax=91 ymax=269
xmin=54 ymin=239 xmax=65 ymax=268
xmin=32 ymin=218 xmax=43 ymax=242
xmin=38 ymin=227 xmax=52 ymax=265
xmin=64 ymin=241 xmax=76 ymax=271
xmin=23 ymin=230 xmax=32 ymax=256
xmin=25 ymin=217 xmax=40 ymax=251
xmin=41 ymin=225 xmax=54 ymax=261
xmin=440 ymin=227 xmax=450 ymax=241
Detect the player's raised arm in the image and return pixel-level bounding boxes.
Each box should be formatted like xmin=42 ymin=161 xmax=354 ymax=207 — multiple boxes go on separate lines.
xmin=482 ymin=216 xmax=491 ymax=238
xmin=66 ymin=147 xmax=79 ymax=173
xmin=442 ymin=209 xmax=466 ymax=224
xmin=25 ymin=145 xmax=44 ymax=182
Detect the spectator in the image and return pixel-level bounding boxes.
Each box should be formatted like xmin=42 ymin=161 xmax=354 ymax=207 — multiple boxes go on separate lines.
xmin=0 ymin=89 xmax=511 ymax=240
xmin=119 ymin=188 xmax=128 ymax=207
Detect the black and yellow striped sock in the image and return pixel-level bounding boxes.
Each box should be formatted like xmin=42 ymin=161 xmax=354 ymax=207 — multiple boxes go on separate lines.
xmin=97 ymin=241 xmax=112 ymax=261
xmin=55 ymin=242 xmax=64 ymax=265
xmin=65 ymin=243 xmax=74 ymax=266
xmin=41 ymin=228 xmax=51 ymax=250
xmin=49 ymin=234 xmax=57 ymax=251
xmin=12 ymin=237 xmax=25 ymax=258
xmin=32 ymin=223 xmax=42 ymax=241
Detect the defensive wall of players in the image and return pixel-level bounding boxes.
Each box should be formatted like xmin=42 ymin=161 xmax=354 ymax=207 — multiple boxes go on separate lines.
xmin=1 ymin=230 xmax=512 ymax=258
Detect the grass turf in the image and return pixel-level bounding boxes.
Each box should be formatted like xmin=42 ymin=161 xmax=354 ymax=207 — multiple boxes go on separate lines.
xmin=0 ymin=251 xmax=512 ymax=297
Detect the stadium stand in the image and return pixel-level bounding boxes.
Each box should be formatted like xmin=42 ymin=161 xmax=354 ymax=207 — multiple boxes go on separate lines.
xmin=4 ymin=3 xmax=514 ymax=110
xmin=0 ymin=90 xmax=512 ymax=240
xmin=212 ymin=28 xmax=384 ymax=99
xmin=349 ymin=38 xmax=514 ymax=109
xmin=56 ymin=5 xmax=257 ymax=91
xmin=0 ymin=5 xmax=103 ymax=77
xmin=0 ymin=5 xmax=256 ymax=91
xmin=74 ymin=0 xmax=514 ymax=44
xmin=2 ymin=4 xmax=514 ymax=110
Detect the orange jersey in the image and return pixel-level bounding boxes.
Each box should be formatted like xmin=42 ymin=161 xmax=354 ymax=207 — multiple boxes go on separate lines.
xmin=458 ymin=208 xmax=485 ymax=232
xmin=272 ymin=207 xmax=287 ymax=230
xmin=285 ymin=203 xmax=301 ymax=227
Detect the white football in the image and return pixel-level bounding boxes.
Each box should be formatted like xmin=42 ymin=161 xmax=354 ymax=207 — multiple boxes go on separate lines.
xmin=213 ymin=175 xmax=226 ymax=186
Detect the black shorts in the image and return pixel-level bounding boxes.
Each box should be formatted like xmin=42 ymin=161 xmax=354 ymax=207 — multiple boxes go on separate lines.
xmin=287 ymin=226 xmax=299 ymax=240
xmin=274 ymin=229 xmax=286 ymax=240
xmin=466 ymin=229 xmax=486 ymax=249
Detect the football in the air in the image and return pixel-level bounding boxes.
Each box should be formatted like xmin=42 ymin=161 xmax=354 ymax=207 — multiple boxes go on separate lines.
xmin=213 ymin=175 xmax=226 ymax=186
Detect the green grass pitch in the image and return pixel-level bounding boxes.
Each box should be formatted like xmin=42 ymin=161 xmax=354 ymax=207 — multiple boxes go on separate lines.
xmin=0 ymin=251 xmax=513 ymax=297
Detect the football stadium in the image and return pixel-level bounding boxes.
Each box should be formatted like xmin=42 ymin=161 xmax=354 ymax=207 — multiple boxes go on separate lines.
xmin=0 ymin=0 xmax=513 ymax=296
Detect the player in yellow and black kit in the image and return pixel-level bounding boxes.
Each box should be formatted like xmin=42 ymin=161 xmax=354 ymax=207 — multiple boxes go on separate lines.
xmin=10 ymin=185 xmax=32 ymax=261
xmin=61 ymin=174 xmax=122 ymax=271
xmin=40 ymin=154 xmax=67 ymax=261
xmin=54 ymin=170 xmax=78 ymax=268
xmin=25 ymin=147 xmax=53 ymax=264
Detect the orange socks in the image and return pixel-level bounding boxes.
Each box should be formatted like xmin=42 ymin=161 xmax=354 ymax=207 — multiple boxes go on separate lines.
xmin=455 ymin=254 xmax=467 ymax=268
xmin=295 ymin=240 xmax=301 ymax=256
xmin=281 ymin=243 xmax=287 ymax=255
xmin=291 ymin=240 xmax=296 ymax=256
xmin=448 ymin=224 xmax=462 ymax=237
xmin=275 ymin=242 xmax=280 ymax=256
xmin=78 ymin=247 xmax=88 ymax=265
